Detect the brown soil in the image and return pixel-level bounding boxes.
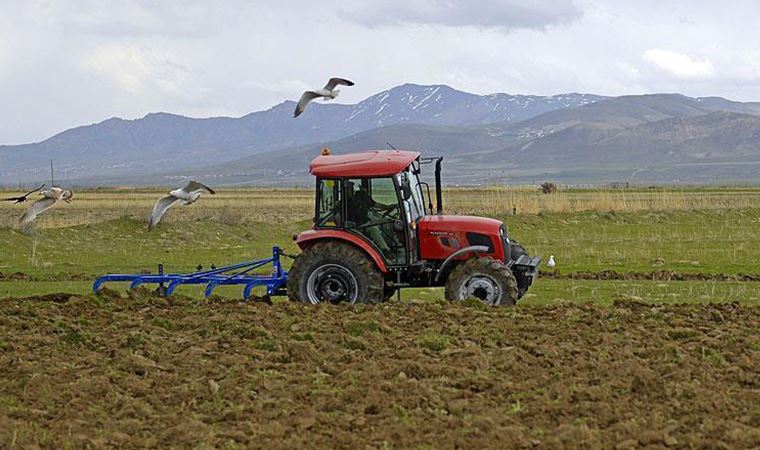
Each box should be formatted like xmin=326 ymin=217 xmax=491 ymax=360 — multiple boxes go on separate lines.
xmin=0 ymin=294 xmax=758 ymax=449
xmin=0 ymin=272 xmax=90 ymax=282
xmin=544 ymin=269 xmax=760 ymax=282
xmin=0 ymin=272 xmax=32 ymax=281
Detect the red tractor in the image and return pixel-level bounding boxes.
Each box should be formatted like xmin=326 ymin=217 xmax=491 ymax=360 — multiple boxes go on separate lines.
xmin=287 ymin=150 xmax=541 ymax=306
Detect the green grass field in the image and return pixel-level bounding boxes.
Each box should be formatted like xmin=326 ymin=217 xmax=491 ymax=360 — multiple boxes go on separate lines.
xmin=1 ymin=187 xmax=759 ymax=305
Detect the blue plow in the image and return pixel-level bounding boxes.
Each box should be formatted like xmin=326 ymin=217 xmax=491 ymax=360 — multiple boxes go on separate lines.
xmin=93 ymin=246 xmax=288 ymax=299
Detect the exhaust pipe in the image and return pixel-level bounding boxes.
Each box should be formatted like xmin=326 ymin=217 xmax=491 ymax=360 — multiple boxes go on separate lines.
xmin=435 ymin=157 xmax=443 ymax=214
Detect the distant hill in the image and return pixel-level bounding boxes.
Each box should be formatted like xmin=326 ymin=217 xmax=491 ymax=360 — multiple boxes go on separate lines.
xmin=3 ymin=85 xmax=760 ymax=186
xmin=0 ymin=84 xmax=603 ymax=185
xmin=158 ymin=94 xmax=760 ymax=185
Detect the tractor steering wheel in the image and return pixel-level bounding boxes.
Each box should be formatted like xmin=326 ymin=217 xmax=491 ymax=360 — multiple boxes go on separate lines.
xmin=369 ymin=203 xmax=396 ymax=219
xmin=356 ymin=218 xmax=396 ymax=231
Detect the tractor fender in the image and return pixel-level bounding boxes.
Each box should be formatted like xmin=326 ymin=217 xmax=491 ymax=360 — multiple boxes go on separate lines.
xmin=295 ymin=229 xmax=389 ymax=273
xmin=434 ymin=245 xmax=490 ymax=282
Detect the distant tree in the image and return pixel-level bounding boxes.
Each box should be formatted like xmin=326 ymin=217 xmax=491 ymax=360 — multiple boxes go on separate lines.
xmin=540 ymin=182 xmax=558 ymax=194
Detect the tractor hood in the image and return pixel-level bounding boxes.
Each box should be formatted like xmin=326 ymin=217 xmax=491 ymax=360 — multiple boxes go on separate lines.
xmin=418 ymin=215 xmax=503 ymax=235
xmin=418 ymin=215 xmax=506 ymax=262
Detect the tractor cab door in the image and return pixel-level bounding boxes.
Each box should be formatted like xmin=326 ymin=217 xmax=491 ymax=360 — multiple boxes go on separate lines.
xmin=397 ymin=166 xmax=425 ymax=264
xmin=345 ymin=177 xmax=407 ymax=265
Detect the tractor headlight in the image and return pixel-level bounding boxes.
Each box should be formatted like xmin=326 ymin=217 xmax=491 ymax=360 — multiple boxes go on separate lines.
xmin=500 ymin=224 xmax=510 ymax=262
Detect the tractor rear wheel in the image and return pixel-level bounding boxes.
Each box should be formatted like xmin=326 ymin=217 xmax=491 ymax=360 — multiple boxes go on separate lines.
xmin=444 ymin=257 xmax=519 ymax=306
xmin=287 ymin=240 xmax=384 ymax=305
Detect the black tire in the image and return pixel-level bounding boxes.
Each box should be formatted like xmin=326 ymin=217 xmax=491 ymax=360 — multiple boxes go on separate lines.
xmin=287 ymin=240 xmax=384 ymax=305
xmin=509 ymin=240 xmax=528 ymax=262
xmin=508 ymin=240 xmax=531 ymax=299
xmin=444 ymin=257 xmax=519 ymax=306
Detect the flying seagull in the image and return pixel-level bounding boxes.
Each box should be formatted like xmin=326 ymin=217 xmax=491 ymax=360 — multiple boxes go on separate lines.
xmin=3 ymin=184 xmax=45 ymax=204
xmin=294 ymin=77 xmax=354 ymax=118
xmin=19 ymin=187 xmax=73 ymax=227
xmin=149 ymin=181 xmax=215 ymax=230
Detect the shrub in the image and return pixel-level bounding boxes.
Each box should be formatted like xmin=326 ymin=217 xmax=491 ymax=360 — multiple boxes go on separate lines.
xmin=540 ymin=182 xmax=558 ymax=194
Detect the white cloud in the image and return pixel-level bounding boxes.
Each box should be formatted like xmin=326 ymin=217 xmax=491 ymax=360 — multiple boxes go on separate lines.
xmin=643 ymin=49 xmax=714 ymax=79
xmin=243 ymin=80 xmax=311 ymax=98
xmin=2 ymin=0 xmax=760 ymax=144
xmin=340 ymin=0 xmax=581 ymax=29
xmin=82 ymin=45 xmax=153 ymax=93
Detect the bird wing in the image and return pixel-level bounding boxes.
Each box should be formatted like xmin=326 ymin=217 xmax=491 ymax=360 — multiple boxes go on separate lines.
xmin=24 ymin=184 xmax=45 ymax=197
xmin=19 ymin=197 xmax=57 ymax=226
xmin=184 ymin=180 xmax=215 ymax=195
xmin=148 ymin=195 xmax=182 ymax=230
xmin=294 ymin=91 xmax=322 ymax=117
xmin=324 ymin=78 xmax=354 ymax=90
xmin=2 ymin=184 xmax=45 ymax=202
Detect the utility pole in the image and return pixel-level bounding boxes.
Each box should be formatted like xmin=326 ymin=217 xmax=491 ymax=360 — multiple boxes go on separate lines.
xmin=50 ymin=160 xmax=55 ymax=186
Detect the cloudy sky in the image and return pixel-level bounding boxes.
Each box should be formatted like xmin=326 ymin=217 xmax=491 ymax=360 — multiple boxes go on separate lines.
xmin=2 ymin=0 xmax=760 ymax=144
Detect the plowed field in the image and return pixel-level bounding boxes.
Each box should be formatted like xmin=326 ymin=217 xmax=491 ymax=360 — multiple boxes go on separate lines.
xmin=1 ymin=292 xmax=758 ymax=449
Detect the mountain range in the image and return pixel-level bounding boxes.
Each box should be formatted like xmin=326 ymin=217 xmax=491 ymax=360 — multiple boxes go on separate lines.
xmin=1 ymin=83 xmax=760 ymax=186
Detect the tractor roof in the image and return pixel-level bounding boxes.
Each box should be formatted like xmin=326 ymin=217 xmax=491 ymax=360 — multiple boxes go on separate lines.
xmin=309 ymin=150 xmax=420 ymax=178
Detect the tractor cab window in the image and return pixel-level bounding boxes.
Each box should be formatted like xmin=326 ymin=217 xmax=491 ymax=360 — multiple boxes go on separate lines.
xmin=345 ymin=177 xmax=406 ymax=265
xmin=316 ymin=178 xmax=342 ymax=228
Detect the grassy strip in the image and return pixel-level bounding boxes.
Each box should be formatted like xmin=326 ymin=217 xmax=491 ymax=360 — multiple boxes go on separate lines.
xmin=4 ymin=279 xmax=759 ymax=306
xmin=2 ymin=209 xmax=760 ymax=278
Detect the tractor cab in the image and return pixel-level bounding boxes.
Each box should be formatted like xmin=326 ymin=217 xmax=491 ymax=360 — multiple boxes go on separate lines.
xmin=290 ymin=150 xmax=541 ymax=306
xmin=307 ymin=150 xmax=425 ymax=267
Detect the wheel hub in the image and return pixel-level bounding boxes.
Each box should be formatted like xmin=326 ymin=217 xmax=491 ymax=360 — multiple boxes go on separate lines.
xmin=306 ymin=264 xmax=358 ymax=305
xmin=461 ymin=275 xmax=501 ymax=305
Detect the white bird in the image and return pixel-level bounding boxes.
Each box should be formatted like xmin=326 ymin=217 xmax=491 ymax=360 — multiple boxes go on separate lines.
xmin=19 ymin=186 xmax=73 ymax=227
xmin=149 ymin=181 xmax=215 ymax=230
xmin=547 ymin=255 xmax=556 ymax=268
xmin=294 ymin=77 xmax=355 ymax=118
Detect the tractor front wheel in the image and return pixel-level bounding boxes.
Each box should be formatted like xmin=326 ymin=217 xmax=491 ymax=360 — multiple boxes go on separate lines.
xmin=444 ymin=257 xmax=519 ymax=306
xmin=508 ymin=240 xmax=530 ymax=299
xmin=287 ymin=240 xmax=384 ymax=305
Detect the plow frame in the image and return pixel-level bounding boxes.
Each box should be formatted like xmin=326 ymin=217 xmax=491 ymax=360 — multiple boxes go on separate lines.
xmin=93 ymin=246 xmax=288 ymax=299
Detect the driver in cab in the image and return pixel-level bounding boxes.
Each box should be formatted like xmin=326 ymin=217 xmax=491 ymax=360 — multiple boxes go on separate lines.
xmin=348 ymin=182 xmax=397 ymax=254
